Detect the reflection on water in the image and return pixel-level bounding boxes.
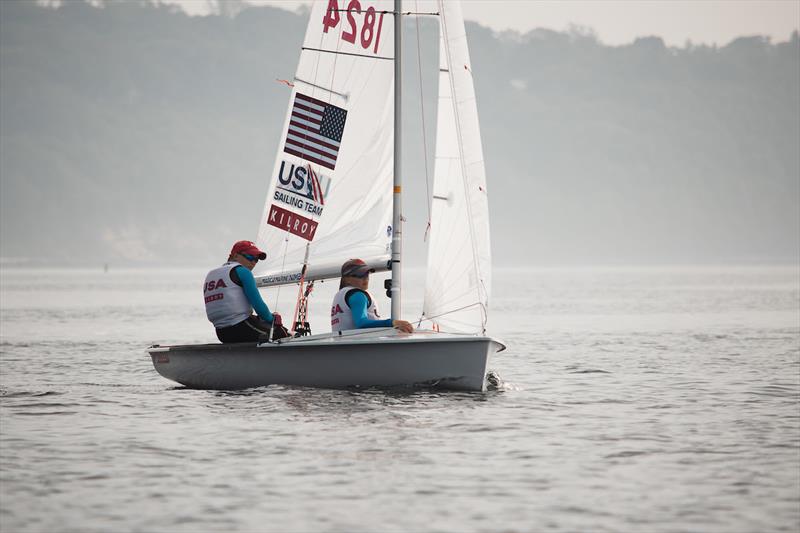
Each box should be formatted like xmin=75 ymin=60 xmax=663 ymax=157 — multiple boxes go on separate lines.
xmin=1 ymin=267 xmax=799 ymax=532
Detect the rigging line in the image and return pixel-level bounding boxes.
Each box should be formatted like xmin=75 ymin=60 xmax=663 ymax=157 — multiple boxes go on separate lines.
xmin=414 ymin=0 xmax=432 ymax=240
xmin=290 ymin=243 xmax=311 ymax=334
xmin=327 ymin=41 xmax=340 ymax=107
xmin=302 ymin=47 xmax=393 ymax=62
xmin=302 ymin=7 xmax=327 ymax=156
xmin=326 ymin=9 xmax=439 ymax=15
xmin=271 ymin=231 xmax=292 ymax=315
xmin=438 ymin=0 xmax=488 ymax=330
xmin=478 ymin=278 xmax=489 ymax=334
xmin=301 ymin=4 xmax=351 ymax=140
xmin=303 ymin=8 xmax=390 ymax=226
xmin=334 ymin=45 xmax=361 ymax=101
xmin=425 ymin=237 xmax=473 ymax=300
xmin=429 ymin=267 xmax=477 ymax=306
xmin=417 ymin=301 xmax=483 ymax=325
xmin=291 ymin=15 xmax=343 ymax=170
xmin=298 ymin=57 xmax=382 ymax=227
xmin=293 ymin=77 xmax=349 ymax=99
xmin=327 ymin=8 xmax=392 ymax=13
xmin=424 ymin=262 xmax=475 ymax=307
xmin=325 ymin=8 xmax=378 ymax=12
xmin=309 ymin=31 xmax=389 ymax=227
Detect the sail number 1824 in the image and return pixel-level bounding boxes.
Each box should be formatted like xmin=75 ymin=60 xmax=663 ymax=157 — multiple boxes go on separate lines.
xmin=322 ymin=0 xmax=385 ymax=55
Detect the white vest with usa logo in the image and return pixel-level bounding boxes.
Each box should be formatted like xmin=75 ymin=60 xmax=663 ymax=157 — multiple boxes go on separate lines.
xmin=331 ymin=286 xmax=380 ymax=332
xmin=204 ymin=262 xmax=251 ymax=328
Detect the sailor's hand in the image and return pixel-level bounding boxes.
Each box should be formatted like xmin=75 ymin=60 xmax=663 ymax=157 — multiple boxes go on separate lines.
xmin=273 ymin=313 xmax=283 ymax=326
xmin=392 ymin=319 xmax=414 ymax=333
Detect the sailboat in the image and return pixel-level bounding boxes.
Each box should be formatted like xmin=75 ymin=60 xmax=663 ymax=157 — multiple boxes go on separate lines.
xmin=147 ymin=0 xmax=505 ymax=391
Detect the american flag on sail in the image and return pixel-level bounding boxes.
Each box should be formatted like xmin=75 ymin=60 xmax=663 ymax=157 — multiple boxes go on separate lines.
xmin=284 ymin=93 xmax=347 ymax=171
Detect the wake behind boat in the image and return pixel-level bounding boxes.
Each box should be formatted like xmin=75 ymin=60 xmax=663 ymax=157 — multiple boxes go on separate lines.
xmin=147 ymin=0 xmax=506 ymax=392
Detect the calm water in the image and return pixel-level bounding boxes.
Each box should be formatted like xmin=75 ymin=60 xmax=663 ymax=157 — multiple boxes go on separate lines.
xmin=1 ymin=266 xmax=798 ymax=533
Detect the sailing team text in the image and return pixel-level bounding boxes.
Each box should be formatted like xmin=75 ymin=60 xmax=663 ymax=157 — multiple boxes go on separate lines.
xmin=273 ymin=189 xmax=324 ymax=217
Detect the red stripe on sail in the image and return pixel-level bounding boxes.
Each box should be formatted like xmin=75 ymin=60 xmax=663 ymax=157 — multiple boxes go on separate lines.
xmin=289 ymin=111 xmax=322 ymax=126
xmin=287 ymin=122 xmax=340 ymax=150
xmin=295 ymin=92 xmax=328 ymax=108
xmin=284 ymin=136 xmax=338 ymax=162
xmin=284 ymin=146 xmax=336 ymax=170
xmin=292 ymin=102 xmax=324 ymax=117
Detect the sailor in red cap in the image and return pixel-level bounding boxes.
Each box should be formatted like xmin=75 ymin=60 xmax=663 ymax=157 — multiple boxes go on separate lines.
xmin=202 ymin=240 xmax=287 ymax=342
xmin=330 ymin=258 xmax=413 ymax=334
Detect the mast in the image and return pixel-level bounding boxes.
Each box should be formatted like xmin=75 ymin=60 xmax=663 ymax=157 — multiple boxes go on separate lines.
xmin=391 ymin=0 xmax=403 ymax=321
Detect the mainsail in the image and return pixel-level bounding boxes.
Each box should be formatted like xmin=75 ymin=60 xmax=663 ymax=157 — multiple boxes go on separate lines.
xmin=255 ymin=0 xmax=491 ymax=334
xmin=422 ymin=0 xmax=492 ymax=334
xmin=254 ymin=0 xmax=396 ymax=286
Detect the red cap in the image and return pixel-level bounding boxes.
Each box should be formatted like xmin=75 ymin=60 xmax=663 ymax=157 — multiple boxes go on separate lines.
xmin=230 ymin=240 xmax=266 ymax=260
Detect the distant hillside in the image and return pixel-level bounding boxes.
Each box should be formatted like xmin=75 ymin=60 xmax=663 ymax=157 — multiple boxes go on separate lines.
xmin=1 ymin=0 xmax=798 ymax=266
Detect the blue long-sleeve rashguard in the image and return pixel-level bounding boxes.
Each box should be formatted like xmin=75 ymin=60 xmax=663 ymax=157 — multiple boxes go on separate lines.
xmin=233 ymin=265 xmax=274 ymax=323
xmin=346 ymin=290 xmax=392 ymax=329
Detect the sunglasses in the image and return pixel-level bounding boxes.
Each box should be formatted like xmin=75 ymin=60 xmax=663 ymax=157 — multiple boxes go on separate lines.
xmin=240 ymin=253 xmax=259 ymax=262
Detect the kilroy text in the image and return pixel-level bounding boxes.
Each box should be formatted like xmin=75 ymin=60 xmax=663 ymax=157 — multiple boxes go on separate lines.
xmin=267 ymin=204 xmax=318 ymax=241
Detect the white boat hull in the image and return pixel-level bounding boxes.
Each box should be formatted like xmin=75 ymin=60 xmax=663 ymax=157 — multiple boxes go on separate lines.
xmin=148 ymin=329 xmax=505 ymax=392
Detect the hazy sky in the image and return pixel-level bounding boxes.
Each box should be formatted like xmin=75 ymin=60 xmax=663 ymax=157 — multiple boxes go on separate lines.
xmin=165 ymin=0 xmax=800 ymax=46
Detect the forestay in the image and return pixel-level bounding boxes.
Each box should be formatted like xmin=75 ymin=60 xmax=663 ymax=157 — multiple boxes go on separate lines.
xmin=422 ymin=0 xmax=492 ymax=334
xmin=254 ymin=0 xmax=396 ymax=287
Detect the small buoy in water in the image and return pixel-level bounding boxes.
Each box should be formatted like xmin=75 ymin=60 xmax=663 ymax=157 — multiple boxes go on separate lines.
xmin=485 ymin=369 xmax=502 ymax=389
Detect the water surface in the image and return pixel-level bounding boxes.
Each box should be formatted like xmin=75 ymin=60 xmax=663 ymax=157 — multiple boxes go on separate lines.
xmin=1 ymin=266 xmax=798 ymax=532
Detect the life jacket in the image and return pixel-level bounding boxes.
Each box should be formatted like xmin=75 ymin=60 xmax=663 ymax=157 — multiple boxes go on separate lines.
xmin=203 ymin=262 xmax=252 ymax=328
xmin=331 ymin=286 xmax=380 ymax=332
